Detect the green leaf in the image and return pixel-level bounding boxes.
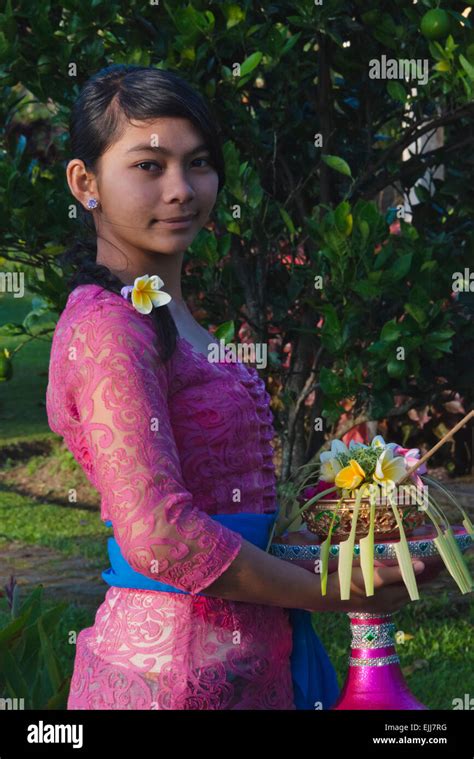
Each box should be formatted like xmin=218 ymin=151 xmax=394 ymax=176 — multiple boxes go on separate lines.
xmin=0 ymin=605 xmax=33 ymax=646
xmin=351 ymin=279 xmax=380 ymax=300
xmin=334 ymin=200 xmax=351 ymax=234
xmin=222 ymin=3 xmax=245 ymax=29
xmin=400 ymin=221 xmax=418 ymax=241
xmin=357 ymin=219 xmax=370 ymax=244
xmin=445 ymin=34 xmax=458 ymax=55
xmin=279 ymin=206 xmax=296 ymax=237
xmin=281 ymin=32 xmax=301 ymax=56
xmin=404 ymin=303 xmax=427 ymax=326
xmin=366 ymin=340 xmax=390 ymax=357
xmin=321 ymin=397 xmax=346 ymax=426
xmin=0 ymin=648 xmax=30 ymax=706
xmin=37 ymin=616 xmax=62 ymax=692
xmin=217 ymin=233 xmax=231 ymax=258
xmin=373 ymin=242 xmax=394 ymax=270
xmin=42 ymin=262 xmax=64 ymax=293
xmin=44 ymin=677 xmax=71 ymax=710
xmin=414 ymin=185 xmax=432 ymax=203
xmin=22 ymin=309 xmax=57 ymax=336
xmin=321 ymin=154 xmax=352 ymax=178
xmin=387 ymin=252 xmax=413 ymax=280
xmin=428 ymin=41 xmax=446 ymax=62
xmin=380 ymin=319 xmax=402 ymax=342
xmin=387 ymin=81 xmax=406 ymax=103
xmin=460 ymin=53 xmax=474 ymax=80
xmin=319 ymin=304 xmax=341 ymax=334
xmin=424 ymin=330 xmax=455 ymax=354
xmin=387 ymin=358 xmax=406 ymax=379
xmin=190 ymin=229 xmax=218 ymax=265
xmin=370 ymin=390 xmax=394 ymax=419
xmin=214 ymin=321 xmax=235 ymax=343
xmin=239 ymin=51 xmax=263 ymax=77
xmin=338 ymin=496 xmax=361 ymax=600
xmin=319 ymin=366 xmax=343 ymax=397
xmin=428 ymin=329 xmax=455 ymax=341
xmin=0 ymin=322 xmax=25 ymax=336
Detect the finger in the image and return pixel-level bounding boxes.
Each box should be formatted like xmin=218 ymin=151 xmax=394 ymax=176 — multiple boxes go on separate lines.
xmin=349 ymin=564 xmax=403 ymax=592
xmin=372 ymin=560 xmax=425 ymax=589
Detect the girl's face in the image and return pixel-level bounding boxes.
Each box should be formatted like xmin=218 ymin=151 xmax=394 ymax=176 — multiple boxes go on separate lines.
xmin=86 ymin=116 xmax=219 ymax=255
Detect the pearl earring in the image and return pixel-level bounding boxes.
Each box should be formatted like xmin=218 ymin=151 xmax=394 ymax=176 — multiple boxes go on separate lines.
xmin=87 ymin=198 xmax=99 ymax=210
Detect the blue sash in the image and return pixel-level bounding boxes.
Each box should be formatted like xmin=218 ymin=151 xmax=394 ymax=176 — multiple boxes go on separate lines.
xmin=101 ymin=510 xmax=340 ymax=710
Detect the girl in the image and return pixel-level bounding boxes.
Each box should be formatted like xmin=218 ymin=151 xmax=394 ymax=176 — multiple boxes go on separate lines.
xmin=46 ymin=64 xmax=423 ymax=710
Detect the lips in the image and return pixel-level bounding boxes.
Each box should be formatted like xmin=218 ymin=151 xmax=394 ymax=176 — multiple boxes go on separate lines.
xmin=158 ymin=213 xmax=198 ymax=222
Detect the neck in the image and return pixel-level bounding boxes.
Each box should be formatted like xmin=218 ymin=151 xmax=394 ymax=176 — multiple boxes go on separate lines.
xmin=96 ymin=236 xmax=185 ymax=303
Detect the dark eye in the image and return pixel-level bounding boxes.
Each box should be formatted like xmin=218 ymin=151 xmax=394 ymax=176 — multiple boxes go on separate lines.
xmin=136 ymin=157 xmax=211 ymax=172
xmin=137 ymin=161 xmax=161 ymax=172
xmin=192 ymin=157 xmax=211 ymax=167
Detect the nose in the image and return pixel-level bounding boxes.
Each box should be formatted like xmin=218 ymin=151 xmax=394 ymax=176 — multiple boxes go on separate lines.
xmin=160 ymin=166 xmax=196 ymax=205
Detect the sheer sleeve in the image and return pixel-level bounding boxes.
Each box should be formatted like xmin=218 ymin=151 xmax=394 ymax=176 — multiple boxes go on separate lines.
xmin=67 ymin=298 xmax=243 ymax=595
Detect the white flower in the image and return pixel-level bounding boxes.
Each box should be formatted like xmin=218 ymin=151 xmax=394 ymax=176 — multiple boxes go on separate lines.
xmin=370 ymin=434 xmax=399 ymax=453
xmin=320 ymin=439 xmax=349 ymax=463
xmin=373 ymin=448 xmax=408 ymax=485
xmin=320 ymin=457 xmax=343 ymax=482
xmin=319 ymin=440 xmax=349 ymax=482
xmin=121 ymin=274 xmax=172 ymax=315
xmin=349 ymin=440 xmax=368 ymax=450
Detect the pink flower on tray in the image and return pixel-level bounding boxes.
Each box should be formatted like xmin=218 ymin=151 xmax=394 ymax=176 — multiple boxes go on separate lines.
xmin=393 ymin=446 xmax=427 ymax=475
xmin=298 ymin=479 xmax=333 ymax=503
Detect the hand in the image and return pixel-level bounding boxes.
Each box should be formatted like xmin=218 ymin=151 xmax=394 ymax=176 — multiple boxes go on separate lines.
xmin=305 ymin=559 xmax=426 ymax=614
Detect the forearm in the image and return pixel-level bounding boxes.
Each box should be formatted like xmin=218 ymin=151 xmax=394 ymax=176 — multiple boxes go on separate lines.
xmin=199 ymin=538 xmax=322 ymax=610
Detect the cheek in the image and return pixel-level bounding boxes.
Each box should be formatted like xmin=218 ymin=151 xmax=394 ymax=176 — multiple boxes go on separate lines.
xmin=195 ymin=173 xmax=219 ymax=207
xmin=103 ymin=171 xmax=155 ymax=213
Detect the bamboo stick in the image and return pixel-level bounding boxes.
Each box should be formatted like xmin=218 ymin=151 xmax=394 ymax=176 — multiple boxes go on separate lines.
xmin=395 ymin=409 xmax=474 ymax=486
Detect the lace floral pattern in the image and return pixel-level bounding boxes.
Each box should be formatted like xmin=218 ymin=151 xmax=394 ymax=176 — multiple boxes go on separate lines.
xmin=46 ymin=284 xmax=294 ymax=709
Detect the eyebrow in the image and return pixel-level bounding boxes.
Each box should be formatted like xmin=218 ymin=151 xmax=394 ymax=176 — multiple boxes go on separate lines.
xmin=126 ymin=142 xmax=210 ymax=156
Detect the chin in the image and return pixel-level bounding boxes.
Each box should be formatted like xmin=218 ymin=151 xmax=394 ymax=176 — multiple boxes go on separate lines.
xmin=148 ymin=240 xmax=191 ymax=255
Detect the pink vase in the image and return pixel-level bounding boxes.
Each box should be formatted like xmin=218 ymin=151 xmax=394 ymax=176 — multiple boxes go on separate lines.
xmin=331 ymin=612 xmax=427 ymax=710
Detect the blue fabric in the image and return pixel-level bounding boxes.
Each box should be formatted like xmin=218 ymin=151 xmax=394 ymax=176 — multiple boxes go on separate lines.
xmin=101 ymin=511 xmax=340 ymax=710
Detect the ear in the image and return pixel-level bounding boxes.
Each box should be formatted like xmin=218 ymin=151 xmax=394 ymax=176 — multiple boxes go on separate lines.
xmin=66 ymin=159 xmax=99 ymax=210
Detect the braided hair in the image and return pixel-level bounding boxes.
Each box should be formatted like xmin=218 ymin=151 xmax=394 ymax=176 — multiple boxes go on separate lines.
xmin=58 ymin=64 xmax=226 ymax=363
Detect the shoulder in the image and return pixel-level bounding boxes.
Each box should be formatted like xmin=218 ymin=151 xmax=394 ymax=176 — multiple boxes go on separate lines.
xmin=63 ymin=284 xmax=155 ymax=338
xmin=66 ymin=284 xmax=143 ymax=320
xmin=52 ymin=284 xmax=163 ymax=369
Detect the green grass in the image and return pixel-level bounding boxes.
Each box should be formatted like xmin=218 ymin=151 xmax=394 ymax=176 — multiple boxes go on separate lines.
xmin=0 ymin=284 xmax=54 ymax=441
xmin=0 ymin=485 xmax=110 ymax=561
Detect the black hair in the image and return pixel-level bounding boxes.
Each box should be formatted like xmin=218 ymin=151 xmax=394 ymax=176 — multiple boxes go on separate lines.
xmin=58 ymin=64 xmax=226 ymax=363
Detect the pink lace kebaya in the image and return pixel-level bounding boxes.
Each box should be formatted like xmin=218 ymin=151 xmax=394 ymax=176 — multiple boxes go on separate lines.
xmin=46 ymin=284 xmax=295 ymax=709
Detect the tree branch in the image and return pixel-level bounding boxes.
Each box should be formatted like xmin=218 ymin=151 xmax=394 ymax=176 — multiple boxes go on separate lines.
xmin=350 ymin=102 xmax=474 ymax=199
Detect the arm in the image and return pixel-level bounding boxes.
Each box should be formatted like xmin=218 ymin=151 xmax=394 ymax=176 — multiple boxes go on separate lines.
xmin=200 ymin=539 xmax=426 ymax=614
xmin=68 ymin=299 xmax=242 ymax=595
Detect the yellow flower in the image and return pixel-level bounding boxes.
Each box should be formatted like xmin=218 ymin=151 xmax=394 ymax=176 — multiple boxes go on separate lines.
xmin=335 ymin=459 xmax=366 ymax=491
xmin=129 ymin=274 xmax=172 ymax=315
